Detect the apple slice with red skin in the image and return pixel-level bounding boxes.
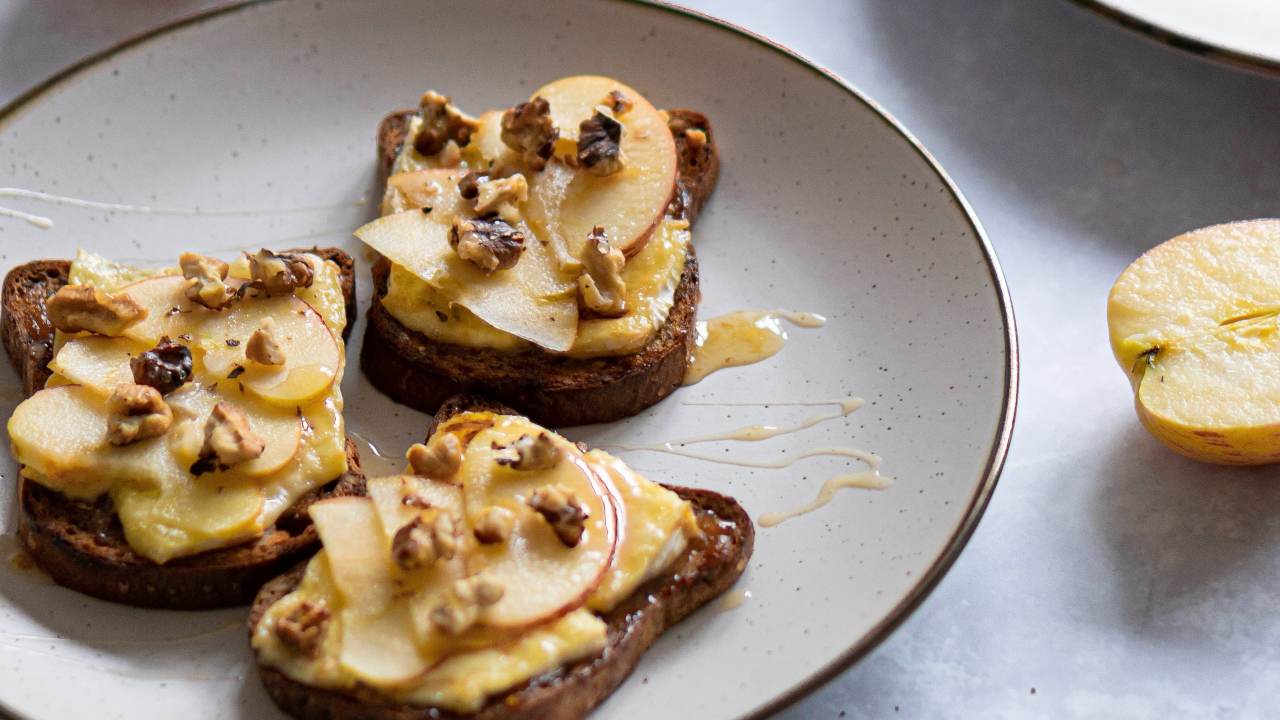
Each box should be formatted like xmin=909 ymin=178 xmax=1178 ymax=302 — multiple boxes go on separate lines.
xmin=457 ymin=420 xmax=622 ymax=629
xmin=523 ymin=75 xmax=678 ymax=259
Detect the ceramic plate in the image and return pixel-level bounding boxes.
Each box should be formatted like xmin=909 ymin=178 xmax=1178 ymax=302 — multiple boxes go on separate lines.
xmin=1072 ymin=0 xmax=1280 ymax=74
xmin=0 ymin=1 xmax=1015 ymax=718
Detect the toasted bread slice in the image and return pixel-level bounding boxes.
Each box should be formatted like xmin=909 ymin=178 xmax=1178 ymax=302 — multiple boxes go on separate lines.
xmin=361 ymin=108 xmax=719 ymax=426
xmin=1 ymin=247 xmax=365 ymax=609
xmin=251 ymin=395 xmax=753 ymax=720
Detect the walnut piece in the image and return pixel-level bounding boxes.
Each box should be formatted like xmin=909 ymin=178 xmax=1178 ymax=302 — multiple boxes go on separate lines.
xmin=245 ymin=317 xmax=286 ymax=366
xmin=106 ymin=384 xmax=173 ymax=446
xmin=406 ymin=432 xmax=463 ymax=479
xmin=191 ymin=402 xmax=266 ymax=475
xmin=605 ymin=89 xmax=633 ymax=115
xmin=526 ymin=483 xmax=588 ymax=547
xmin=130 ymin=337 xmax=192 ymax=395
xmin=473 ymin=506 xmax=516 ymax=544
xmin=472 ymin=173 xmax=528 ymax=224
xmin=413 ymin=91 xmax=480 ymax=157
xmin=430 ymin=575 xmax=505 ymax=635
xmin=577 ymin=226 xmax=627 ymax=317
xmin=179 ymin=252 xmax=235 ymax=310
xmin=246 ymin=250 xmax=314 ymax=297
xmin=495 ymin=432 xmax=562 ymax=471
xmin=500 ymin=96 xmax=558 ymax=171
xmin=391 ymin=510 xmax=460 ymax=572
xmin=276 ymin=600 xmax=330 ymax=658
xmin=46 ymin=284 xmax=147 ymax=336
xmin=577 ymin=109 xmax=625 ymax=177
xmin=449 ymin=217 xmax=525 ymax=274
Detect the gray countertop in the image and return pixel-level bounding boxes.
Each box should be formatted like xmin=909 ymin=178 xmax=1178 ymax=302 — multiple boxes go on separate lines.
xmin=4 ymin=1 xmax=1279 ymax=717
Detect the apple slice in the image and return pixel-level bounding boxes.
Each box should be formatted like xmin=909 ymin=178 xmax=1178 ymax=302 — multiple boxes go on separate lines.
xmin=164 ymin=383 xmax=301 ymax=478
xmin=368 ymin=474 xmax=465 ymax=550
xmin=116 ymin=275 xmax=220 ymax=344
xmin=383 ymin=168 xmax=469 ymax=216
xmin=48 ymin=336 xmax=150 ymax=395
xmin=112 ymin=477 xmax=266 ymax=564
xmin=355 ymin=209 xmax=578 ymax=351
xmin=458 ymin=421 xmax=619 ymax=628
xmin=309 ymin=497 xmax=431 ymax=685
xmin=524 ymin=75 xmax=677 ymax=258
xmin=199 ymin=294 xmax=342 ymax=407
xmin=1108 ymin=219 xmax=1280 ymax=464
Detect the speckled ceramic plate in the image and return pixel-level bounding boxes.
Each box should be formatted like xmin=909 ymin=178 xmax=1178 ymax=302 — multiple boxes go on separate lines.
xmin=0 ymin=1 xmax=1015 ymax=718
xmin=1071 ymin=0 xmax=1280 ymax=74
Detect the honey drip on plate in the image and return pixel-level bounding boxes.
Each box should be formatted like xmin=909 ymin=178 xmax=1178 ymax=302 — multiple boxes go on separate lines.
xmin=606 ymin=398 xmax=891 ymax=525
xmin=682 ymin=310 xmax=826 ymax=385
xmin=718 ymin=588 xmax=752 ymax=612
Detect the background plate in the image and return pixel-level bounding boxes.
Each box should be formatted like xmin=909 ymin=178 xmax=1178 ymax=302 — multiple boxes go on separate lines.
xmin=1072 ymin=0 xmax=1280 ymax=74
xmin=0 ymin=1 xmax=1014 ymax=718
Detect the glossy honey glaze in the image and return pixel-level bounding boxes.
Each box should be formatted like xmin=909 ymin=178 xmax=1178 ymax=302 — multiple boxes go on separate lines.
xmin=682 ymin=310 xmax=826 ymax=385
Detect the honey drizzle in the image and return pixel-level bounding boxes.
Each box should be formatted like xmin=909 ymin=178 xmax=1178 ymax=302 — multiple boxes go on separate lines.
xmin=682 ymin=310 xmax=826 ymax=385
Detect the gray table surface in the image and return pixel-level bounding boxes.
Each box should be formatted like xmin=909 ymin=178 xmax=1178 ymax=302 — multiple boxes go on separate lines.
xmin=4 ymin=1 xmax=1280 ymax=718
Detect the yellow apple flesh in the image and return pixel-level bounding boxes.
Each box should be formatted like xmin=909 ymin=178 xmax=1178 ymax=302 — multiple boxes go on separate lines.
xmin=1108 ymin=219 xmax=1280 ymax=464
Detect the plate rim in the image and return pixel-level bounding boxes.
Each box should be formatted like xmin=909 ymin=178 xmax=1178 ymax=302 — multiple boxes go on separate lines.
xmin=0 ymin=1 xmax=1019 ymax=718
xmin=1066 ymin=0 xmax=1280 ymax=77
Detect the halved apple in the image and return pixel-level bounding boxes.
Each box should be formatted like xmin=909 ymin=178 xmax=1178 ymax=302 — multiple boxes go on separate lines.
xmin=1108 ymin=219 xmax=1280 ymax=464
xmin=355 ymin=210 xmax=578 ymax=351
xmin=523 ymin=75 xmax=677 ymax=258
xmin=199 ymin=294 xmax=342 ymax=407
xmin=457 ymin=421 xmax=619 ymax=628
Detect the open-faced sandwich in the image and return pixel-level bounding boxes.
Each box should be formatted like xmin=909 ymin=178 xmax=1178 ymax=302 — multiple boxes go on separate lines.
xmin=357 ymin=75 xmax=719 ymax=425
xmin=251 ymin=395 xmax=752 ymax=719
xmin=1 ymin=247 xmax=362 ymax=608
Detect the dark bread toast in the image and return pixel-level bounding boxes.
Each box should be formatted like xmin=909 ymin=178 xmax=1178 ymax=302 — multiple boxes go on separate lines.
xmin=361 ymin=107 xmax=719 ymax=427
xmin=251 ymin=395 xmax=753 ymax=720
xmin=1 ymin=247 xmax=364 ymax=609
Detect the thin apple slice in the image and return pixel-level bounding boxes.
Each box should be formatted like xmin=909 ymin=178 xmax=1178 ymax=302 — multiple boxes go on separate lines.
xmin=199 ymin=294 xmax=341 ymax=407
xmin=465 ymin=110 xmax=521 ymax=170
xmin=48 ymin=336 xmax=150 ymax=395
xmin=8 ymin=385 xmax=127 ymax=497
xmin=164 ymin=383 xmax=301 ymax=478
xmin=355 ymin=210 xmax=578 ymax=351
xmin=309 ymin=497 xmax=431 ymax=685
xmin=368 ymin=475 xmax=465 ymax=549
xmin=458 ymin=421 xmax=619 ymax=628
xmin=383 ymin=168 xmax=469 ymax=216
xmin=116 ymin=275 xmax=211 ymax=344
xmin=525 ymin=75 xmax=677 ymax=257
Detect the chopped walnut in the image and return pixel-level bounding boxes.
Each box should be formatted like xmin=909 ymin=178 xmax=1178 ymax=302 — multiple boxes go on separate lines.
xmin=495 ymin=432 xmax=562 ymax=471
xmin=449 ymin=217 xmax=525 ymax=273
xmin=500 ymin=96 xmax=558 ymax=171
xmin=406 ymin=432 xmax=463 ymax=479
xmin=684 ymin=128 xmax=707 ymax=152
xmin=391 ymin=510 xmax=460 ymax=572
xmin=472 ymin=173 xmax=528 ymax=224
xmin=430 ymin=575 xmax=504 ymax=635
xmin=246 ymin=250 xmax=314 ymax=297
xmin=473 ymin=506 xmax=516 ymax=544
xmin=245 ymin=317 xmax=286 ymax=366
xmin=526 ymin=483 xmax=588 ymax=547
xmin=276 ymin=600 xmax=330 ymax=657
xmin=457 ymin=170 xmax=482 ymax=200
xmin=191 ymin=402 xmax=266 ymax=475
xmin=130 ymin=337 xmax=192 ymax=395
xmin=106 ymin=384 xmax=173 ymax=446
xmin=46 ymin=284 xmax=147 ymax=336
xmin=577 ymin=110 xmax=625 ymax=177
xmin=668 ymin=113 xmax=711 ymax=171
xmin=605 ymin=89 xmax=633 ymax=115
xmin=413 ymin=91 xmax=480 ymax=157
xmin=179 ymin=252 xmax=235 ymax=310
xmin=577 ymin=226 xmax=627 ymax=317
